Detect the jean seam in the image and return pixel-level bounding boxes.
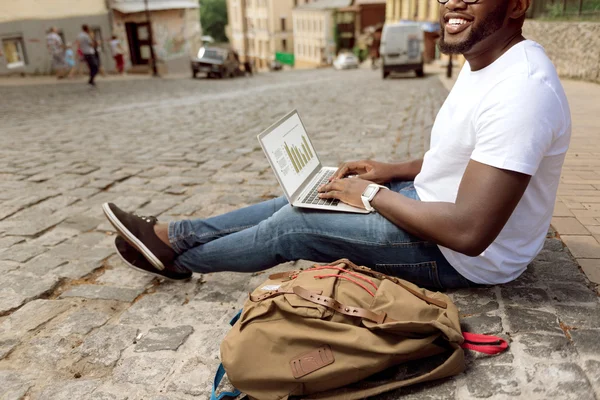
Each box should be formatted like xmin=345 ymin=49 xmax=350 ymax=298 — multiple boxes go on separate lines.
xmin=430 ymin=261 xmax=444 ymax=290
xmin=375 ymin=261 xmax=437 ymax=268
xmin=268 ymin=229 xmax=430 ymax=247
xmin=170 ymin=224 xmax=257 ymax=254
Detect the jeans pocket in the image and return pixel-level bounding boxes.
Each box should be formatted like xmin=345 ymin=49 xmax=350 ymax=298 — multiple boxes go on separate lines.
xmin=374 ymin=261 xmax=443 ymax=290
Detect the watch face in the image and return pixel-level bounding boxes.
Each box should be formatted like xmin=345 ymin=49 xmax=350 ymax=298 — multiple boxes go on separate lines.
xmin=363 ymin=186 xmax=377 ymax=198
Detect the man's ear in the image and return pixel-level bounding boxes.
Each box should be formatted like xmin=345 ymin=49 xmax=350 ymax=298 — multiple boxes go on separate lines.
xmin=510 ymin=0 xmax=530 ymax=19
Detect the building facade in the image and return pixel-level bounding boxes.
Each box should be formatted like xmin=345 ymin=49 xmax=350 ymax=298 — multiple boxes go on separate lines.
xmin=109 ymin=0 xmax=202 ymax=74
xmin=0 ymin=0 xmax=112 ymax=75
xmin=385 ymin=0 xmax=439 ymax=23
xmin=292 ymin=0 xmax=350 ymax=67
xmin=227 ymin=0 xmax=313 ymax=69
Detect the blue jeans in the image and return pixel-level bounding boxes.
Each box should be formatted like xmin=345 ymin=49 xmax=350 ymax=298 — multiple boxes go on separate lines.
xmin=168 ymin=181 xmax=477 ymax=290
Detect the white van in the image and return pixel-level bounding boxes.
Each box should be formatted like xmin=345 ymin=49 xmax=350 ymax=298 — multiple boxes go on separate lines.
xmin=379 ymin=22 xmax=424 ymax=79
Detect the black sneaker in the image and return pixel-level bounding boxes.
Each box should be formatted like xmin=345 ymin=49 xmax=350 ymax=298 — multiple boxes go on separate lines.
xmin=102 ymin=203 xmax=177 ymax=271
xmin=114 ymin=236 xmax=192 ymax=281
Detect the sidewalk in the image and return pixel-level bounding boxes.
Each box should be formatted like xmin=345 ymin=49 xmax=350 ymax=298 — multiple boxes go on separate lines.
xmin=438 ymin=67 xmax=600 ymax=291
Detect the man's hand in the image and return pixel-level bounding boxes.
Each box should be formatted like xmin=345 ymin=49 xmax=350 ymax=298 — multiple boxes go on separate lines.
xmin=330 ymin=160 xmax=399 ymax=184
xmin=318 ymin=177 xmax=374 ymax=209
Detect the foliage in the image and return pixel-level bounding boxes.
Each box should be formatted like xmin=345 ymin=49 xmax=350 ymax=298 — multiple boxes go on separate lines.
xmin=199 ymin=0 xmax=229 ymax=43
xmin=353 ymin=46 xmax=368 ymax=62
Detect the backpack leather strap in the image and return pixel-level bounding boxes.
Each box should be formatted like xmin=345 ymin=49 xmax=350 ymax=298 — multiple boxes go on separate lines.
xmin=293 ymin=286 xmax=389 ymax=324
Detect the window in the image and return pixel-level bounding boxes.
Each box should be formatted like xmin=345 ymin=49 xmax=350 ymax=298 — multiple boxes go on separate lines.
xmin=2 ymin=37 xmax=27 ymax=68
xmin=294 ymin=0 xmax=298 ymax=6
xmin=282 ymin=38 xmax=287 ymax=51
xmin=281 ymin=17 xmax=286 ymax=31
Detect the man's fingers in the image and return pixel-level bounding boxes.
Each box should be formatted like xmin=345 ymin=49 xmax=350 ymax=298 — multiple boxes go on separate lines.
xmin=332 ymin=161 xmax=363 ymax=180
xmin=318 ymin=189 xmax=342 ymax=199
xmin=331 ymin=165 xmax=349 ymax=181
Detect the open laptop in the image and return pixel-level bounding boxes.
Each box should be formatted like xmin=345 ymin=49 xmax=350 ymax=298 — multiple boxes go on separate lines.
xmin=258 ymin=110 xmax=369 ymax=214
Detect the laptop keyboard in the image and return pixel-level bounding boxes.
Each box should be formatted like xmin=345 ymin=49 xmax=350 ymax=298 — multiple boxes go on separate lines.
xmin=301 ymin=170 xmax=340 ymax=207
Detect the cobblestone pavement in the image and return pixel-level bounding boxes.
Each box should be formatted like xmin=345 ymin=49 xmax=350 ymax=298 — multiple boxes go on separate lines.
xmin=0 ymin=69 xmax=599 ymax=400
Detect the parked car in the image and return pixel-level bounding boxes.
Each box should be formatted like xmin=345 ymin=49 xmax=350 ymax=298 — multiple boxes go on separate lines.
xmin=191 ymin=47 xmax=243 ymax=79
xmin=333 ymin=53 xmax=359 ymax=70
xmin=269 ymin=60 xmax=283 ymax=71
xmin=379 ymin=22 xmax=424 ymax=79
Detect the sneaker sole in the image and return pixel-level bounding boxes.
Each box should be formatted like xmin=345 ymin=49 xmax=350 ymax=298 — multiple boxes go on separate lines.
xmin=102 ymin=203 xmax=165 ymax=271
xmin=112 ymin=239 xmax=184 ymax=281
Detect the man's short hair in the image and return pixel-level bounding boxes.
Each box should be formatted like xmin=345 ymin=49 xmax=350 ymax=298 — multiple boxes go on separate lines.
xmin=82 ymin=24 xmax=89 ymax=32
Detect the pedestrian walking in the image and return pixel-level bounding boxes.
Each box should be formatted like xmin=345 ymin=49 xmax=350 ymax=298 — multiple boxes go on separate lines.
xmin=110 ymin=35 xmax=126 ymax=74
xmin=64 ymin=43 xmax=76 ymax=78
xmin=46 ymin=27 xmax=66 ymax=78
xmin=91 ymin=31 xmax=107 ymax=77
xmin=76 ymin=25 xmax=98 ymax=87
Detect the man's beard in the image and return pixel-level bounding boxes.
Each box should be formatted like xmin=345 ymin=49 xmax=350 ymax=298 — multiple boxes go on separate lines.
xmin=439 ymin=2 xmax=509 ymax=54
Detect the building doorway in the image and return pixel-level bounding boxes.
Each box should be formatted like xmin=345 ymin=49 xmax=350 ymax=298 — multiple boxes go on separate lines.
xmin=125 ymin=22 xmax=151 ymax=65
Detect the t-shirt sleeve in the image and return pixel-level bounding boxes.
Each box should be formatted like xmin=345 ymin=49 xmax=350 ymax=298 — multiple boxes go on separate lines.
xmin=470 ymin=75 xmax=565 ymax=176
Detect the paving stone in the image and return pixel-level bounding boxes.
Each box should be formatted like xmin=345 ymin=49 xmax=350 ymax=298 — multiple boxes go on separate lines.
xmin=376 ymin=378 xmax=456 ymax=400
xmin=529 ymin=257 xmax=588 ymax=284
xmin=0 ymin=236 xmax=25 ymax=249
xmin=36 ymin=379 xmax=100 ymax=400
xmin=460 ymin=314 xmax=503 ymax=335
xmin=50 ymin=259 xmax=105 ymax=280
xmin=516 ymin=333 xmax=577 ymax=360
xmin=164 ymin=354 xmax=213 ymax=396
xmin=60 ymin=214 xmax=104 ymax=232
xmin=0 ymin=338 xmax=18 ymax=360
xmin=448 ymin=290 xmax=501 ymax=318
xmin=97 ymin=260 xmax=155 ymax=290
xmin=0 ymin=260 xmax=20 ymax=274
xmin=119 ymin=293 xmax=183 ymax=325
xmin=0 ymin=272 xmax=60 ymax=314
xmin=525 ymin=363 xmax=594 ymax=400
xmin=0 ymin=370 xmax=34 ymax=400
xmin=31 ymin=225 xmax=80 ymax=247
xmin=583 ymin=360 xmax=600 ymax=393
xmin=500 ymin=286 xmax=551 ymax=307
xmin=570 ymin=329 xmax=600 ymax=357
xmin=561 ymin=235 xmax=600 ymax=258
xmin=2 ymin=213 xmax=67 ymax=236
xmin=0 ymin=243 xmax=47 ymax=263
xmin=52 ymin=310 xmax=111 ymax=336
xmin=543 ymin=238 xmax=565 ymax=252
xmin=552 ymin=217 xmax=591 ymax=235
xmin=0 ymin=299 xmax=70 ymax=338
xmin=505 ymin=306 xmax=562 ymax=334
xmin=547 ymin=281 xmax=599 ymax=304
xmin=60 ymin=285 xmax=143 ymax=302
xmin=135 ymin=326 xmax=194 ymax=352
xmin=80 ymin=325 xmax=139 ymax=367
xmin=555 ymin=304 xmax=600 ymax=328
xmin=464 ymin=364 xmax=520 ymax=397
xmin=113 ymin=354 xmax=175 ymax=385
xmin=577 ymin=258 xmax=600 ymax=284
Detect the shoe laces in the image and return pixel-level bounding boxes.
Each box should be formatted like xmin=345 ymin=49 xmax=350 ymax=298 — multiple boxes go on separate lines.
xmin=132 ymin=212 xmax=158 ymax=224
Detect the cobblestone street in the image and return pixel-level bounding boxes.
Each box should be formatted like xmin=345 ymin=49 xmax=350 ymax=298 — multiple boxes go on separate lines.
xmin=0 ymin=69 xmax=599 ymax=400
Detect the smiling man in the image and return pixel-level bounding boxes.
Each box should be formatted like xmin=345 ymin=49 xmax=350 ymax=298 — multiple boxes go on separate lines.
xmin=102 ymin=0 xmax=571 ymax=289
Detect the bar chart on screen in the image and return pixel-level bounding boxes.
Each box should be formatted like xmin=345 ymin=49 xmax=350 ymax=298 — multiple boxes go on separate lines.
xmin=272 ymin=135 xmax=315 ymax=177
xmin=284 ymin=135 xmax=314 ymax=173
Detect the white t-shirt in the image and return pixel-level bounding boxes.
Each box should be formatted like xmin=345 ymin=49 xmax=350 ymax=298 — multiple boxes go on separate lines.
xmin=110 ymin=39 xmax=122 ymax=56
xmin=414 ymin=40 xmax=571 ymax=285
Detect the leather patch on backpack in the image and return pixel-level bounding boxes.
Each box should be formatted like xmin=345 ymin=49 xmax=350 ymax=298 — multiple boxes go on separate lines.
xmin=290 ymin=345 xmax=335 ymax=379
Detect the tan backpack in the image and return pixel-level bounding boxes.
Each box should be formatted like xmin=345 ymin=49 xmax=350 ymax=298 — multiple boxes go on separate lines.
xmin=214 ymin=259 xmax=507 ymax=400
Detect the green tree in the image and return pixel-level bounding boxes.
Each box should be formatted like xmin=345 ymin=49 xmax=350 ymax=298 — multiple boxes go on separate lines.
xmin=200 ymin=0 xmax=229 ymax=43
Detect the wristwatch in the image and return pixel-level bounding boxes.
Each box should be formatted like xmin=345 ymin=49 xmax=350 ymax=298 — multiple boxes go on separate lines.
xmin=361 ymin=184 xmax=389 ymax=212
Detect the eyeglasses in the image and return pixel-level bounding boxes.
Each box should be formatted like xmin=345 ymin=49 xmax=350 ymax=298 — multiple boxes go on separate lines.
xmin=437 ymin=0 xmax=479 ymax=4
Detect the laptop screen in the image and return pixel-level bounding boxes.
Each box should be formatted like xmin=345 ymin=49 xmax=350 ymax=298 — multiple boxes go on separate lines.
xmin=260 ymin=112 xmax=320 ymax=196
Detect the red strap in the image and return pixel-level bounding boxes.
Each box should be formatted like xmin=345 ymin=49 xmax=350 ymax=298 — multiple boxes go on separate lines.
xmin=314 ymin=274 xmax=376 ymax=297
xmin=460 ymin=332 xmax=509 ymax=355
